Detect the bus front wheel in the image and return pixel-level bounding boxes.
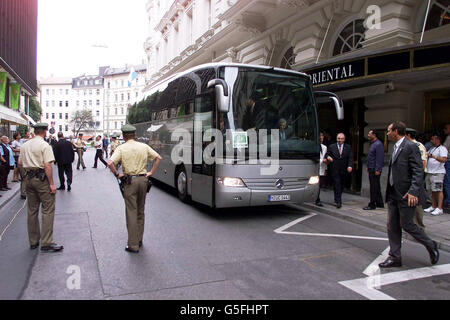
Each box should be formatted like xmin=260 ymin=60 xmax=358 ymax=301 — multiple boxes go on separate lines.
xmin=176 ymin=168 xmax=188 ymax=202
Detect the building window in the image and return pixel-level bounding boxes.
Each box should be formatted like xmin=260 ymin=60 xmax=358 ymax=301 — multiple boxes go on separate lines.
xmin=115 ymin=122 xmax=117 ymax=129
xmin=280 ymin=47 xmax=295 ymax=70
xmin=121 ymin=93 xmax=124 ymax=101
xmin=89 ymin=100 xmax=92 ymax=106
xmin=115 ymin=108 xmax=118 ymax=115
xmin=66 ymin=89 xmax=69 ymax=95
xmin=121 ymin=107 xmax=124 ymax=115
xmin=59 ymin=125 xmax=63 ymax=132
xmin=333 ymin=19 xmax=366 ymax=56
xmin=108 ymin=82 xmax=111 ymax=89
xmin=96 ymin=89 xmax=100 ymax=95
xmin=46 ymin=113 xmax=49 ymax=119
xmin=59 ymin=113 xmax=63 ymax=119
xmin=52 ymin=101 xmax=55 ymax=107
xmin=46 ymin=89 xmax=49 ymax=95
xmin=76 ymin=101 xmax=80 ymax=107
xmin=65 ymin=101 xmax=69 ymax=107
xmin=89 ymin=90 xmax=92 ymax=95
xmin=65 ymin=113 xmax=68 ymax=120
xmin=96 ymin=110 xmax=100 ymax=116
xmin=59 ymin=89 xmax=63 ymax=95
xmin=46 ymin=101 xmax=49 ymax=107
xmin=121 ymin=80 xmax=124 ymax=87
xmin=127 ymin=93 xmax=130 ymax=101
xmin=65 ymin=125 xmax=68 ymax=132
xmin=52 ymin=113 xmax=55 ymax=119
xmin=84 ymin=100 xmax=87 ymax=107
xmin=115 ymin=94 xmax=118 ymax=102
xmin=96 ymin=100 xmax=100 ymax=106
xmin=59 ymin=101 xmax=63 ymax=107
xmin=52 ymin=89 xmax=55 ymax=95
xmin=425 ymin=0 xmax=450 ymax=31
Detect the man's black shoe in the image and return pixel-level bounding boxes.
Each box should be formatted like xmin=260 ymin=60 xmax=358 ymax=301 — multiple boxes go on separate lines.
xmin=57 ymin=186 xmax=65 ymax=191
xmin=41 ymin=244 xmax=64 ymax=252
xmin=139 ymin=241 xmax=143 ymax=248
xmin=428 ymin=241 xmax=439 ymax=265
xmin=379 ymin=256 xmax=402 ymax=268
xmin=125 ymin=246 xmax=139 ymax=253
xmin=336 ymin=203 xmax=342 ymax=209
xmin=315 ymin=202 xmax=324 ymax=207
xmin=4 ymin=187 xmax=11 ymax=190
xmin=20 ymin=195 xmax=26 ymax=199
xmin=0 ymin=188 xmax=8 ymax=191
xmin=363 ymin=206 xmax=376 ymax=210
xmin=92 ymin=166 xmax=97 ymax=169
xmin=30 ymin=243 xmax=39 ymax=250
xmin=67 ymin=185 xmax=71 ymax=192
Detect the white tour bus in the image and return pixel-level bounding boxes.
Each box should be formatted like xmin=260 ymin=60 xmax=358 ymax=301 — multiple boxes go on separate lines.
xmin=134 ymin=63 xmax=343 ymax=208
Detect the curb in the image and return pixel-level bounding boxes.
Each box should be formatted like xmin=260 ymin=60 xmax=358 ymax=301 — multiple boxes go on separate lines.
xmin=296 ymin=202 xmax=450 ymax=254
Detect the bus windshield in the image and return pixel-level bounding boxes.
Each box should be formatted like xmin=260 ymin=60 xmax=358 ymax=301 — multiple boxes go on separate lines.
xmin=220 ymin=67 xmax=319 ymax=160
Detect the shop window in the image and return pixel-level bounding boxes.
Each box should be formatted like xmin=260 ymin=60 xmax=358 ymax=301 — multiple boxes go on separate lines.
xmin=425 ymin=0 xmax=450 ymax=31
xmin=333 ymin=19 xmax=366 ymax=56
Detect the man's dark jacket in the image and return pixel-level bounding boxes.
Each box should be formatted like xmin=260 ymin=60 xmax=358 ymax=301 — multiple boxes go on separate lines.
xmin=54 ymin=139 xmax=75 ymax=165
xmin=325 ymin=143 xmax=353 ymax=175
xmin=385 ymin=138 xmax=426 ymax=205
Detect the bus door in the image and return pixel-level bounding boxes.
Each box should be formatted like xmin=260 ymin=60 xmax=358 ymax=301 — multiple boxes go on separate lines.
xmin=191 ymin=93 xmax=215 ymax=206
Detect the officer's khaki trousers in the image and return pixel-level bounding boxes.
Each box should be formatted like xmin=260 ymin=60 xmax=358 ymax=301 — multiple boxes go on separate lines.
xmin=123 ymin=176 xmax=148 ymax=251
xmin=76 ymin=149 xmax=85 ymax=169
xmin=26 ymin=177 xmax=56 ymax=246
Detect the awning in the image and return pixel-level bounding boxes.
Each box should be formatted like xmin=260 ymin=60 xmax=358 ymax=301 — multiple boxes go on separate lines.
xmin=0 ymin=104 xmax=27 ymax=125
xmin=21 ymin=112 xmax=36 ymax=126
xmin=147 ymin=124 xmax=164 ymax=132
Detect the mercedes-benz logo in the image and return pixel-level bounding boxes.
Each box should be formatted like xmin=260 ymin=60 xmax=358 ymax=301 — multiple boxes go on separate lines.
xmin=275 ymin=179 xmax=285 ymax=189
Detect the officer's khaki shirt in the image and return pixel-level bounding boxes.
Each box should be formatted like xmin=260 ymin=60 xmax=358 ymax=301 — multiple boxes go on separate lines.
xmin=73 ymin=138 xmax=85 ymax=148
xmin=110 ymin=139 xmax=160 ymax=175
xmin=111 ymin=140 xmax=120 ymax=152
xmin=19 ymin=136 xmax=55 ymax=169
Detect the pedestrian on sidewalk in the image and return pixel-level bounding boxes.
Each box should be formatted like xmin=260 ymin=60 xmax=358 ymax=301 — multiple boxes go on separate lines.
xmin=405 ymin=128 xmax=428 ymax=230
xmin=379 ymin=121 xmax=439 ymax=268
xmin=0 ymin=136 xmax=15 ymax=193
xmin=315 ymin=132 xmax=328 ymax=207
xmin=11 ymin=133 xmax=23 ymax=182
xmin=423 ymin=133 xmax=448 ymax=216
xmin=53 ymin=132 xmax=75 ymax=191
xmin=326 ymin=133 xmax=353 ymax=209
xmin=107 ymin=124 xmax=162 ymax=253
xmin=73 ymin=133 xmax=86 ymax=170
xmin=18 ymin=123 xmax=63 ymax=252
xmin=93 ymin=135 xmax=108 ymax=168
xmin=102 ymin=135 xmax=109 ymax=158
xmin=364 ymin=129 xmax=385 ymax=210
xmin=110 ymin=135 xmax=120 ymax=157
xmin=443 ymin=123 xmax=450 ymax=209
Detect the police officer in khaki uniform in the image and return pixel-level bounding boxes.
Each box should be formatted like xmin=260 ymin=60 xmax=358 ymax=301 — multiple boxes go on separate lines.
xmin=18 ymin=123 xmax=63 ymax=252
xmin=73 ymin=133 xmax=86 ymax=170
xmin=108 ymin=124 xmax=162 ymax=253
xmin=110 ymin=135 xmax=120 ymax=157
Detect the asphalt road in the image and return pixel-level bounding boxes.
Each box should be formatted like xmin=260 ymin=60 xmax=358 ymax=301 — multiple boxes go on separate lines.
xmin=1 ymin=149 xmax=450 ymax=300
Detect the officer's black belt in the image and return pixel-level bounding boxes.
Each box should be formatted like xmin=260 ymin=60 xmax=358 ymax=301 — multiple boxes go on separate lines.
xmin=129 ymin=174 xmax=147 ymax=177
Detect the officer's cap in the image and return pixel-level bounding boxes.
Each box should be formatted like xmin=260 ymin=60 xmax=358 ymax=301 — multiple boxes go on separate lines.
xmin=121 ymin=124 xmax=136 ymax=133
xmin=33 ymin=123 xmax=49 ymax=130
xmin=406 ymin=128 xmax=417 ymax=133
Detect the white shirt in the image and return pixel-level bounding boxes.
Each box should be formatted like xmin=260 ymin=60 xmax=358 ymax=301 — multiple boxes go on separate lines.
xmin=393 ymin=137 xmax=405 ymax=158
xmin=11 ymin=139 xmax=24 ymax=156
xmin=426 ymin=145 xmax=448 ymax=174
xmin=95 ymin=140 xmax=102 ymax=149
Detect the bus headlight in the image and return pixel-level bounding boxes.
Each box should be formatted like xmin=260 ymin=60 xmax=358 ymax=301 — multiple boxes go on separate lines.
xmin=218 ymin=177 xmax=246 ymax=187
xmin=308 ymin=176 xmax=320 ymax=185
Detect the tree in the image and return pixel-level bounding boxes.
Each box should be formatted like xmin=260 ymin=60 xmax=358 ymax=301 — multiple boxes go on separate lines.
xmin=70 ymin=109 xmax=95 ymax=136
xmin=29 ymin=96 xmax=42 ymax=122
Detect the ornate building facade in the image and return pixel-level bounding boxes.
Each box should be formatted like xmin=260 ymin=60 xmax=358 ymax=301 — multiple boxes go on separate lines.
xmin=144 ymin=0 xmax=450 ymax=195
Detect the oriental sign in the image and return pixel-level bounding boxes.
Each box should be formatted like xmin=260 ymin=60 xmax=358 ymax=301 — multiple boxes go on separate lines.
xmin=307 ymin=60 xmax=365 ymax=85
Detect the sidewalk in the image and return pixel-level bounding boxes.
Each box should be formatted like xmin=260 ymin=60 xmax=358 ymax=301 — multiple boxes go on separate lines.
xmin=0 ymin=172 xmax=22 ymax=210
xmin=300 ymin=189 xmax=450 ymax=253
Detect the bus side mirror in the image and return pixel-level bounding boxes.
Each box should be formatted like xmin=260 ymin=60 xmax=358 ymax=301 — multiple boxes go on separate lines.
xmin=314 ymin=91 xmax=344 ymax=120
xmin=207 ymin=79 xmax=230 ymax=113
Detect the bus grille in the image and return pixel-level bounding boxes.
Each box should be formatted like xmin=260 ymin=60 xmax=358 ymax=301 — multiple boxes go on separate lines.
xmin=242 ymin=178 xmax=309 ymax=190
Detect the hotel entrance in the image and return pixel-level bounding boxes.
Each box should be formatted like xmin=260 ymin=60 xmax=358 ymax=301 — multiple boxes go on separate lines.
xmin=317 ymin=97 xmax=366 ymax=193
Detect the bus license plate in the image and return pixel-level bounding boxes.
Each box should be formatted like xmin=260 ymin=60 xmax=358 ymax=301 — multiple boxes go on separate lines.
xmin=268 ymin=195 xmax=291 ymax=202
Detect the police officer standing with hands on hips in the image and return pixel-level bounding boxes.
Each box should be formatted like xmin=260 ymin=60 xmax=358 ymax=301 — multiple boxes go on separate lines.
xmin=108 ymin=124 xmax=162 ymax=253
xmin=18 ymin=123 xmax=63 ymax=252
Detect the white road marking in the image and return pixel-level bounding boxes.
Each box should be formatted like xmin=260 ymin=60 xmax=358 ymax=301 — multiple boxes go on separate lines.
xmin=0 ymin=200 xmax=26 ymax=242
xmin=340 ymin=264 xmax=450 ymax=300
xmin=363 ymin=246 xmax=390 ymax=277
xmin=274 ymin=213 xmax=388 ymax=241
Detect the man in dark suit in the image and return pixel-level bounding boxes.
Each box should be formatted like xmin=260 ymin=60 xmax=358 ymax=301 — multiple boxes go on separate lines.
xmin=326 ymin=133 xmax=353 ymax=208
xmin=379 ymin=121 xmax=439 ymax=268
xmin=54 ymin=132 xmax=75 ymax=191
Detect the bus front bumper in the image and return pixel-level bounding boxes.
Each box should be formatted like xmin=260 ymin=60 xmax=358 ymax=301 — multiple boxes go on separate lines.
xmin=215 ymin=183 xmax=319 ymax=208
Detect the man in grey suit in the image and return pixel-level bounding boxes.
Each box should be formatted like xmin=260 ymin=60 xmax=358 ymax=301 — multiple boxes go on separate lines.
xmin=379 ymin=121 xmax=439 ymax=268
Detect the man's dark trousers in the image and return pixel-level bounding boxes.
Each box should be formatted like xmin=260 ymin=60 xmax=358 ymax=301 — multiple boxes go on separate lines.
xmin=58 ymin=163 xmax=73 ymax=188
xmin=332 ymin=172 xmax=347 ymax=204
xmin=368 ymin=169 xmax=384 ymax=207
xmin=387 ymin=187 xmax=434 ymax=260
xmin=94 ymin=149 xmax=107 ymax=168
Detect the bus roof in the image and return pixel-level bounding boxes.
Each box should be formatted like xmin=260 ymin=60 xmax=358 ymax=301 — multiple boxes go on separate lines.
xmin=144 ymin=63 xmax=310 ymax=95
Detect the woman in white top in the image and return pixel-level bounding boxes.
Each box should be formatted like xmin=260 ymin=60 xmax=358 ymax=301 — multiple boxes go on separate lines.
xmin=93 ymin=135 xmax=108 ymax=168
xmin=316 ymin=132 xmax=328 ymax=207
